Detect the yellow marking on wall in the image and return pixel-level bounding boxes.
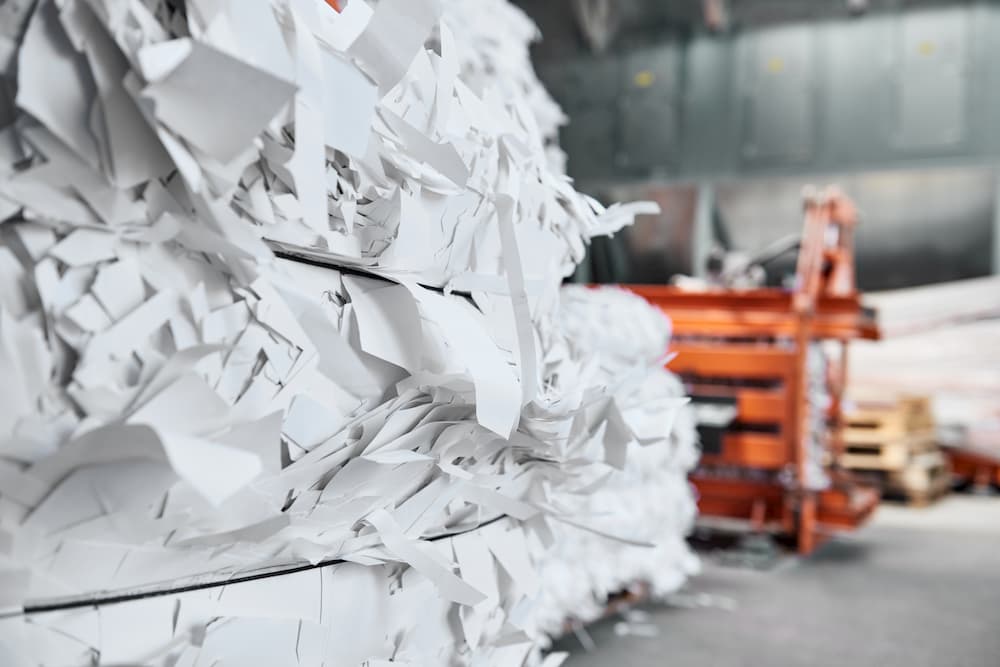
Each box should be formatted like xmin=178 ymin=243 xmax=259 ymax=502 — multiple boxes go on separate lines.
xmin=634 ymin=70 xmax=655 ymax=88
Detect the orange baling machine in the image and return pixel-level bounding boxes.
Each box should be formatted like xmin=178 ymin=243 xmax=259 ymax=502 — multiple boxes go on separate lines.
xmin=629 ymin=188 xmax=880 ymax=555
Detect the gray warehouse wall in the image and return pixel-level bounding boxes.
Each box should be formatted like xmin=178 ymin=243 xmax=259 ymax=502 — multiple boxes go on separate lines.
xmin=537 ymin=2 xmax=1000 ymax=184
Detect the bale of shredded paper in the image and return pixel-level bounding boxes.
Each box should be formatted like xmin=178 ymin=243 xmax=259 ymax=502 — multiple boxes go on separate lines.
xmin=524 ymin=286 xmax=699 ymax=641
xmin=0 ymin=0 xmax=695 ymax=664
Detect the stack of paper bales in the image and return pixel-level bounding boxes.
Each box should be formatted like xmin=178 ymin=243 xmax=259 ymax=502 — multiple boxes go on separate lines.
xmin=0 ymin=0 xmax=696 ymax=665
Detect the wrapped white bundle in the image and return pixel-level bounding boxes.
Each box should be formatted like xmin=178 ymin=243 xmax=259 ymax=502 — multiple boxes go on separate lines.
xmin=523 ymin=286 xmax=700 ymax=640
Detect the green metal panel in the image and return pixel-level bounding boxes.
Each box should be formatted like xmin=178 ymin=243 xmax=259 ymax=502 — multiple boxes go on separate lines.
xmin=619 ymin=96 xmax=679 ymax=172
xmin=559 ymin=106 xmax=618 ymax=179
xmin=622 ymin=44 xmax=681 ymax=100
xmin=618 ymin=43 xmax=682 ymax=172
xmin=819 ymin=14 xmax=895 ymax=169
xmin=892 ymin=7 xmax=970 ymax=150
xmin=681 ymin=36 xmax=736 ymax=175
xmin=737 ymin=23 xmax=819 ymax=166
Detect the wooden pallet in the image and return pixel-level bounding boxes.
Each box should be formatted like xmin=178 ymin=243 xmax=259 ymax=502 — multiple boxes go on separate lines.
xmin=840 ymin=394 xmax=936 ymax=473
xmin=844 ymin=396 xmax=934 ymax=441
xmin=886 ymin=451 xmax=952 ymax=506
xmin=840 ymin=430 xmax=936 ymax=471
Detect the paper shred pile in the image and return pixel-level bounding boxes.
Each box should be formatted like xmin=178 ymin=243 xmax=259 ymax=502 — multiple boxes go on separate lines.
xmin=524 ymin=286 xmax=700 ymax=640
xmin=0 ymin=0 xmax=697 ymax=664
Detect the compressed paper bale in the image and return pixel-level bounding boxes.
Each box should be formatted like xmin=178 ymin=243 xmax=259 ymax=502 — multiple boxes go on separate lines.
xmin=520 ymin=286 xmax=700 ymax=642
xmin=0 ymin=0 xmax=693 ymax=664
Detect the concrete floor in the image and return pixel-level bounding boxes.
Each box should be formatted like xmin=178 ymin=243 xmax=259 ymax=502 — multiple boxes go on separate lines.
xmin=556 ymin=495 xmax=1000 ymax=667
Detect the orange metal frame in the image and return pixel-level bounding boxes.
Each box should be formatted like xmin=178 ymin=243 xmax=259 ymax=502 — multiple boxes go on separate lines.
xmin=629 ymin=188 xmax=880 ymax=554
xmin=946 ymin=447 xmax=1000 ymax=490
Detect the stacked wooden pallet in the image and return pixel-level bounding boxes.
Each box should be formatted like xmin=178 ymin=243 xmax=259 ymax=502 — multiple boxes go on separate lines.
xmin=840 ymin=395 xmax=951 ymax=505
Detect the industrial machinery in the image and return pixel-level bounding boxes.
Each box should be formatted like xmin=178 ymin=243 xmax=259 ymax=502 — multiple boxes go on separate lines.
xmin=630 ymin=187 xmax=880 ymax=555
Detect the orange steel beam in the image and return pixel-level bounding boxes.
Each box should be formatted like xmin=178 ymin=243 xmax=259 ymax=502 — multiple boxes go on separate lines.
xmin=669 ymin=345 xmax=797 ymax=378
xmin=690 ymin=477 xmax=787 ymax=524
xmin=692 ymin=479 xmax=879 ymax=535
xmin=633 ymin=290 xmax=877 ymax=341
xmin=699 ymin=433 xmax=790 ymax=469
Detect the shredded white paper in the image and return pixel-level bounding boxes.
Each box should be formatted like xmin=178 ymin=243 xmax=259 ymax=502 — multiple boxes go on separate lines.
xmin=0 ymin=1 xmax=696 ymax=664
xmin=525 ymin=286 xmax=700 ymax=641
